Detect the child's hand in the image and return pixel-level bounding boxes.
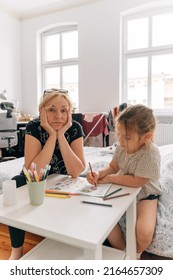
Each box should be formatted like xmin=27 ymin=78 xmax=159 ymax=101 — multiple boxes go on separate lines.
xmin=86 ymin=171 xmax=99 ymax=186
xmin=98 ymin=176 xmax=110 ymax=184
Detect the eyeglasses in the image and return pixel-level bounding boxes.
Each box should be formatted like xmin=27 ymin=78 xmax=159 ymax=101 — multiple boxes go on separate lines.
xmin=43 ymin=88 xmax=68 ymax=96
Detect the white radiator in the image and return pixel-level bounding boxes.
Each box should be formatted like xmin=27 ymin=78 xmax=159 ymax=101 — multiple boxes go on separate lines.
xmin=154 ymin=123 xmax=173 ymax=146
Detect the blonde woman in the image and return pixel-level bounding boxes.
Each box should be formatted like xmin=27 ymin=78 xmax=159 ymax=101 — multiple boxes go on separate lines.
xmin=9 ymin=89 xmax=85 ymax=259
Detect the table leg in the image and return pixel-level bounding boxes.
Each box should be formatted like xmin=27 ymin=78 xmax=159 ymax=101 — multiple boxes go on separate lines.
xmin=84 ymin=246 xmax=102 ymax=260
xmin=126 ymin=198 xmax=137 ymax=259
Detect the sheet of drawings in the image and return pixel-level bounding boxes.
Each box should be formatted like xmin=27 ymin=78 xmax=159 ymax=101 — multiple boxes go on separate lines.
xmin=47 ymin=176 xmax=111 ymax=197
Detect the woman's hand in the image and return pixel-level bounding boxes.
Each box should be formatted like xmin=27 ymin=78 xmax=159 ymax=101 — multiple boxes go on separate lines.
xmin=86 ymin=171 xmax=99 ymax=186
xmin=40 ymin=107 xmax=56 ymax=137
xmin=58 ymin=110 xmax=72 ymax=135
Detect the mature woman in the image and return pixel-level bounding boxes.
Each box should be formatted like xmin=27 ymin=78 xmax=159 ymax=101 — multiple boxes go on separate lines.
xmin=9 ymin=89 xmax=86 ymax=259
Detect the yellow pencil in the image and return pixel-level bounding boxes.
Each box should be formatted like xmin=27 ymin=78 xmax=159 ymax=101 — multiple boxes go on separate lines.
xmin=34 ymin=170 xmax=39 ymax=182
xmin=45 ymin=193 xmax=71 ymax=199
xmin=23 ymin=167 xmax=32 ymax=182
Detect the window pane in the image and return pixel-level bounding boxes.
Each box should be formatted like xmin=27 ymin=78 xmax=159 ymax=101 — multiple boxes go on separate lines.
xmin=127 ymin=18 xmax=148 ymax=50
xmin=62 ymin=65 xmax=78 ymax=109
xmin=44 ymin=34 xmax=60 ymax=62
xmin=127 ymin=57 xmax=148 ymax=105
xmin=152 ymin=54 xmax=173 ymax=109
xmin=62 ymin=31 xmax=78 ymax=59
xmin=45 ymin=67 xmax=60 ymax=89
xmin=152 ymin=13 xmax=173 ymax=46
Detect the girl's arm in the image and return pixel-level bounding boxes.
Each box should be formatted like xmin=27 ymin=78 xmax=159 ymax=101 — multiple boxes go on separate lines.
xmin=87 ymin=157 xmax=149 ymax=188
xmin=86 ymin=159 xmax=119 ymax=185
xmin=96 ymin=156 xmax=150 ymax=187
xmin=98 ymin=173 xmax=149 ymax=188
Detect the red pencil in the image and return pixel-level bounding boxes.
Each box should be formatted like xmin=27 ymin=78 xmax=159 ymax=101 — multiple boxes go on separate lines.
xmin=88 ymin=162 xmax=97 ymax=189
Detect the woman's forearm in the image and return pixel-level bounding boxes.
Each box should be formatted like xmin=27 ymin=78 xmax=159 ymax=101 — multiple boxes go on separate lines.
xmin=26 ymin=135 xmax=56 ymax=172
xmin=35 ymin=136 xmax=56 ymax=169
xmin=58 ymin=134 xmax=85 ymax=177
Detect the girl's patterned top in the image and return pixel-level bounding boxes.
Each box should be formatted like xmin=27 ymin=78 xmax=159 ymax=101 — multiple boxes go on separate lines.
xmin=113 ymin=142 xmax=161 ymax=201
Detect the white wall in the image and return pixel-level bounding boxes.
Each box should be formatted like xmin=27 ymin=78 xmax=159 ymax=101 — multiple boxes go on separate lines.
xmin=0 ymin=0 xmax=165 ymax=115
xmin=21 ymin=0 xmax=163 ymax=115
xmin=0 ymin=12 xmax=22 ymax=109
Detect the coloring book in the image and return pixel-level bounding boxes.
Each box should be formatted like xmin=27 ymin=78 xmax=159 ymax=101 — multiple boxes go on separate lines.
xmin=46 ymin=176 xmax=111 ymax=197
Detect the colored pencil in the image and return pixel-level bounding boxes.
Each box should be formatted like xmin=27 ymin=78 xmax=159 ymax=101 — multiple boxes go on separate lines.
xmin=103 ymin=193 xmax=130 ymax=201
xmin=88 ymin=162 xmax=97 ymax=189
xmin=45 ymin=193 xmax=71 ymax=199
xmin=45 ymin=190 xmax=80 ymax=196
xmin=81 ymin=201 xmax=112 ymax=207
xmin=104 ymin=188 xmax=122 ymax=198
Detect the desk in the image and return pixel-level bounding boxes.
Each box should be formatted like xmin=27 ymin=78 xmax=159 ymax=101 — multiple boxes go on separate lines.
xmin=0 ymin=174 xmax=140 ymax=259
xmin=14 ymin=122 xmax=28 ymax=157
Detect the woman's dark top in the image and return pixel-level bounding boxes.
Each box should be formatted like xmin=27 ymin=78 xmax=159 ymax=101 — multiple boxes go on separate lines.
xmin=25 ymin=118 xmax=84 ymax=175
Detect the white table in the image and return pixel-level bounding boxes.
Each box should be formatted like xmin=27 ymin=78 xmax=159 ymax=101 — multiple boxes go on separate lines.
xmin=0 ymin=174 xmax=140 ymax=260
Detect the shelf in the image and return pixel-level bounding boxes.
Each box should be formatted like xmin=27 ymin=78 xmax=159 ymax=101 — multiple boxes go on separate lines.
xmin=20 ymin=238 xmax=126 ymax=260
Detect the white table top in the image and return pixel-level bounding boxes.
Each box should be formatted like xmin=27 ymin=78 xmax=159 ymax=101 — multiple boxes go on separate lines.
xmin=0 ymin=174 xmax=140 ymax=252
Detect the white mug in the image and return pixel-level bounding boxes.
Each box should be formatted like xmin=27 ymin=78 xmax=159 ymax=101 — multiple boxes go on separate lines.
xmin=2 ymin=180 xmax=17 ymax=206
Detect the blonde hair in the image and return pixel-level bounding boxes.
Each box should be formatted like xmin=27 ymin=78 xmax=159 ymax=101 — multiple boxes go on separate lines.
xmin=39 ymin=90 xmax=73 ymax=110
xmin=116 ymin=104 xmax=156 ymax=136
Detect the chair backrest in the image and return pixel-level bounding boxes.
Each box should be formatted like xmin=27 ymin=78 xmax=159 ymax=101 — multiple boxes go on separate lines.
xmin=0 ymin=112 xmax=18 ymax=148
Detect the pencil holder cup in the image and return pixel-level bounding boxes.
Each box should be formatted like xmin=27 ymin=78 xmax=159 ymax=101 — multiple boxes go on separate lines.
xmin=27 ymin=180 xmax=46 ymax=206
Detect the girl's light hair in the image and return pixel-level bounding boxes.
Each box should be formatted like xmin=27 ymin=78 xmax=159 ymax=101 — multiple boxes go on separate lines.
xmin=39 ymin=90 xmax=73 ymax=110
xmin=116 ymin=104 xmax=156 ymax=136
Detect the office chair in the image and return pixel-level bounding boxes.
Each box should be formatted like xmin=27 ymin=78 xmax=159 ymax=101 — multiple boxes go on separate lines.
xmin=0 ymin=102 xmax=18 ymax=162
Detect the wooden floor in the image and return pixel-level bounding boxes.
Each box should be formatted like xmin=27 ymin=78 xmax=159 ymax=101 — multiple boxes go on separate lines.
xmin=0 ymin=223 xmax=172 ymax=260
xmin=0 ymin=223 xmax=44 ymax=260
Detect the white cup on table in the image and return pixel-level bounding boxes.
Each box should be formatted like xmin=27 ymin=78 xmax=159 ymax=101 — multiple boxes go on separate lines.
xmin=2 ymin=180 xmax=17 ymax=206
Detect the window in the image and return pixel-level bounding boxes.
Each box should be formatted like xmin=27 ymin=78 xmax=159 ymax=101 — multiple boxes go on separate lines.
xmin=121 ymin=7 xmax=173 ymax=113
xmin=41 ymin=25 xmax=78 ymax=109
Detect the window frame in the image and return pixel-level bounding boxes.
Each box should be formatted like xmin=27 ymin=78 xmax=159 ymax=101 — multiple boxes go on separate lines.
xmin=40 ymin=24 xmax=78 ymax=106
xmin=121 ymin=6 xmax=173 ymax=116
